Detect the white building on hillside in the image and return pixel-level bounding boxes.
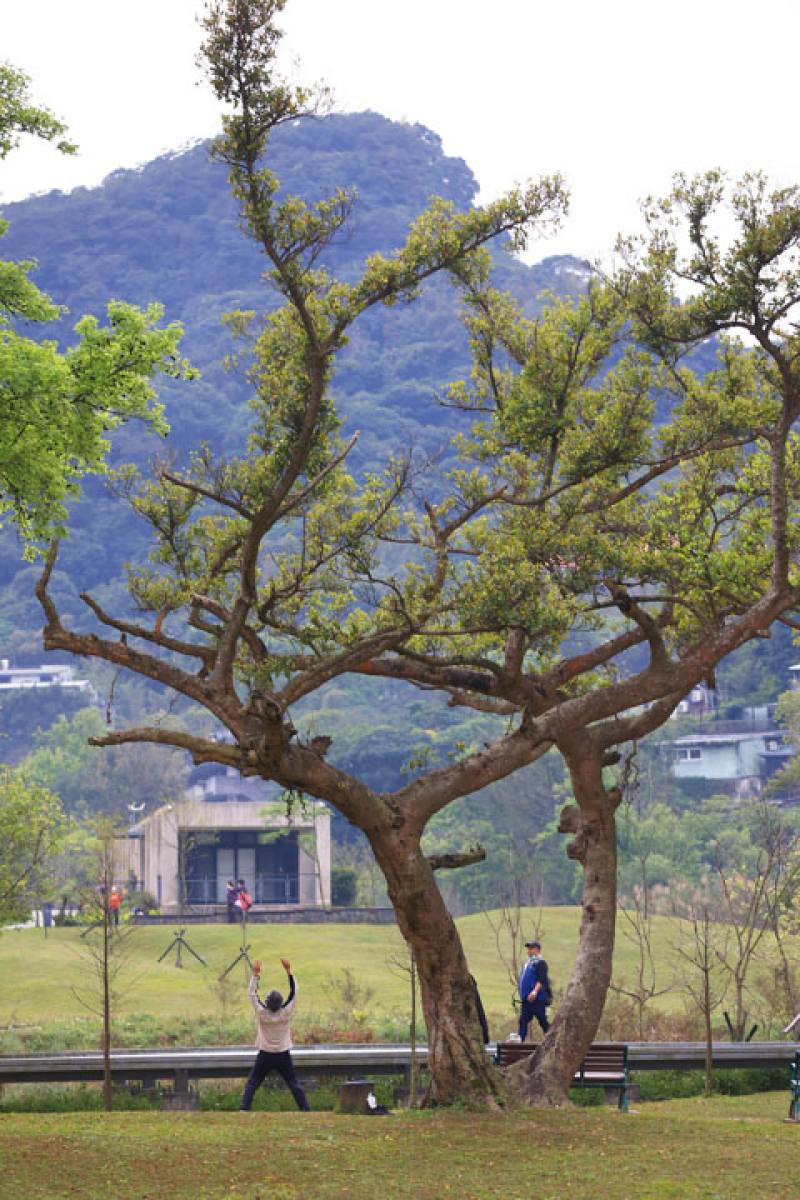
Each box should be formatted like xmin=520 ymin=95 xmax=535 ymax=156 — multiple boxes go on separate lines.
xmin=0 ymin=657 xmax=94 ymax=695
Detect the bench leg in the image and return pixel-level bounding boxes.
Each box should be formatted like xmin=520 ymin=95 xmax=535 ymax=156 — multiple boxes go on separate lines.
xmin=619 ymin=1084 xmax=629 ymax=1114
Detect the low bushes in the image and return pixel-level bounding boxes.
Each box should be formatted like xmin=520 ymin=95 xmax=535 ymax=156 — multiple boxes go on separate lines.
xmin=0 ymin=1075 xmax=401 ymax=1114
xmin=635 ymin=1067 xmax=787 ymax=1102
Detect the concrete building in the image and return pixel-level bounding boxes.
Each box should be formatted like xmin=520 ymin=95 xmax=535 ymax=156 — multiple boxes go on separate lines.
xmin=115 ymin=765 xmax=331 ymax=914
xmin=0 ymin=657 xmax=94 ymax=694
xmin=670 ymin=727 xmax=793 ymax=797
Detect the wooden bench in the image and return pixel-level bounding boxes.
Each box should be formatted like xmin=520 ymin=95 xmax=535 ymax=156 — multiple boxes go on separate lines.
xmin=495 ymin=1040 xmax=630 ymax=1112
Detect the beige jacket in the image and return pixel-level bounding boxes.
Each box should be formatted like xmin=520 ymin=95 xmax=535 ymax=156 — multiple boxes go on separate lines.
xmin=248 ymin=972 xmax=297 ymax=1053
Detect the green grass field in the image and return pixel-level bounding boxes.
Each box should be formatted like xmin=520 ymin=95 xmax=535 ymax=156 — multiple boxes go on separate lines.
xmin=1 ymin=1092 xmax=799 ymax=1199
xmin=0 ymin=907 xmax=701 ymax=1041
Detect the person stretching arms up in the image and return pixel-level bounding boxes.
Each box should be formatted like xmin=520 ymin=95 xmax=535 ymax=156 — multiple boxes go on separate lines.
xmin=240 ymin=957 xmax=310 ymax=1112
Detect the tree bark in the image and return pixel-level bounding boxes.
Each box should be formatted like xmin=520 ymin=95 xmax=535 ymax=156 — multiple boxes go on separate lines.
xmin=102 ymin=891 xmax=113 ymax=1112
xmin=517 ymin=740 xmax=619 ymax=1106
xmin=370 ymin=826 xmax=503 ymax=1106
xmin=704 ymin=969 xmax=713 ymax=1098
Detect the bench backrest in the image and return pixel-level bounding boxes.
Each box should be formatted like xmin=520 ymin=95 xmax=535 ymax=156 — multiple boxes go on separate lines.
xmin=496 ymin=1040 xmax=628 ymax=1076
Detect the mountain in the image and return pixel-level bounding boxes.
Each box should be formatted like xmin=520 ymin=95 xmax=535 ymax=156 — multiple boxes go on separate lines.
xmin=0 ymin=111 xmax=587 ymax=644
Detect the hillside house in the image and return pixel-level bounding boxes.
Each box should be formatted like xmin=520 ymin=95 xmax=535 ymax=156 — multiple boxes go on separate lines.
xmin=670 ymin=727 xmax=793 ymax=797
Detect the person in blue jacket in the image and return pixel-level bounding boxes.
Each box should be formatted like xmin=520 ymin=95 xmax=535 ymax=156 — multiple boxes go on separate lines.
xmin=518 ymin=939 xmax=551 ymax=1041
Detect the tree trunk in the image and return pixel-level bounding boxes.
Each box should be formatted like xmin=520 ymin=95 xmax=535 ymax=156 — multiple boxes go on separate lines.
xmin=518 ymin=743 xmax=619 ymax=1107
xmin=703 ymin=970 xmax=713 ymax=1098
xmin=733 ymin=974 xmax=746 ymax=1040
xmin=370 ymin=827 xmax=503 ymax=1106
xmin=409 ymin=954 xmax=418 ymax=1108
xmin=102 ymin=898 xmax=113 ymax=1112
xmin=774 ymin=927 xmax=798 ymax=1021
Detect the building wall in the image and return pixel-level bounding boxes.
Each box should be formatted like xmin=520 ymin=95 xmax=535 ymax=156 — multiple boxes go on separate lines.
xmin=113 ymin=835 xmax=143 ymax=889
xmin=672 ymin=736 xmax=772 ymax=781
xmin=115 ymin=799 xmax=330 ymax=912
xmin=673 ymin=743 xmax=742 ymax=781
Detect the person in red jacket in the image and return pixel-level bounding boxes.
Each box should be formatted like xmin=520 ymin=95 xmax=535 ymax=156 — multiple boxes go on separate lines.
xmin=108 ymin=886 xmax=122 ymax=928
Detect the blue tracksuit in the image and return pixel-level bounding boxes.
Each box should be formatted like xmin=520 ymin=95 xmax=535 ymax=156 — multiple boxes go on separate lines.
xmin=518 ymin=955 xmax=550 ymax=1040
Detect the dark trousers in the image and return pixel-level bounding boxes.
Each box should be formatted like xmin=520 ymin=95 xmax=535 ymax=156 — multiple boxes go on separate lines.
xmin=240 ymin=1050 xmax=310 ymax=1111
xmin=518 ymin=999 xmax=550 ymax=1041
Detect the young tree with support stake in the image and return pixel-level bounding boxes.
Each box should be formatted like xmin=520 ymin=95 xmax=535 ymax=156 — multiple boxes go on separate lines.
xmin=34 ymin=5 xmax=800 ymax=1108
xmin=71 ymin=817 xmax=137 ymax=1112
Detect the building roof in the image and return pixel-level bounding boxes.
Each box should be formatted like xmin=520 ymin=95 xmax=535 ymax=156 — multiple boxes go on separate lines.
xmin=671 ymin=731 xmax=783 ymax=746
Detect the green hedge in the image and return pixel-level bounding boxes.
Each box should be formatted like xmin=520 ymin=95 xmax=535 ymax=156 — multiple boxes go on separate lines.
xmin=569 ymin=1067 xmax=788 ymax=1107
xmin=637 ymin=1068 xmax=787 ymax=1102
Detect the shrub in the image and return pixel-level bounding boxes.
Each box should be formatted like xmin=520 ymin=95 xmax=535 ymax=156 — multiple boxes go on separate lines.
xmin=331 ymin=867 xmax=358 ymax=907
xmin=635 ymin=1067 xmax=787 ymax=1102
xmin=598 ymin=994 xmax=704 ymax=1042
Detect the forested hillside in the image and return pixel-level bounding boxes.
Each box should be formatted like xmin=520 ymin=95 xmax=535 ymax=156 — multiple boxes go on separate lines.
xmin=0 ymin=111 xmax=587 ymax=646
xmin=0 ymin=111 xmax=587 ymax=878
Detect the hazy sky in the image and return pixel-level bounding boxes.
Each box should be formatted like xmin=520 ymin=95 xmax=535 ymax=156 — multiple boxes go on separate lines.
xmin=3 ymin=0 xmax=800 ymax=263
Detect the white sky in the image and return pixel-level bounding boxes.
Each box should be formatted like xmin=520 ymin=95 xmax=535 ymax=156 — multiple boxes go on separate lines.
xmin=3 ymin=0 xmax=800 ymax=263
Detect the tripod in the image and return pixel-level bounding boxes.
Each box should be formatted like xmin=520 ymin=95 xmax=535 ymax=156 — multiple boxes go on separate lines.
xmin=219 ymin=913 xmax=253 ymax=980
xmin=158 ymin=927 xmax=207 ymax=969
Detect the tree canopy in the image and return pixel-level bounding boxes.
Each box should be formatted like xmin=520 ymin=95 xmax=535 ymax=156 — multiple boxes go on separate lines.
xmin=0 ymin=63 xmax=195 ymax=549
xmin=0 ymin=764 xmax=65 ymax=925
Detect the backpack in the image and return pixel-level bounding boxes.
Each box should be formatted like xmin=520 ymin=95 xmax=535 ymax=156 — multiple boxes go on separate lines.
xmin=236 ymin=889 xmax=253 ymax=910
xmin=540 ymin=962 xmax=553 ymax=1005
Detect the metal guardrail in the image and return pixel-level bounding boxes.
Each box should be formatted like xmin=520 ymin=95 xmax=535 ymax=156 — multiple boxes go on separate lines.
xmin=0 ymin=1044 xmax=427 ymax=1087
xmin=626 ymin=1040 xmax=799 ymax=1071
xmin=1 ymin=1041 xmax=797 ymax=1088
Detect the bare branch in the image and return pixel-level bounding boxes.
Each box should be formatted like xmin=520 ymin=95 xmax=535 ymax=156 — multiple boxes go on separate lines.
xmin=80 ymin=591 xmax=213 ymax=665
xmin=159 ymin=469 xmax=254 ymax=519
xmin=89 ymin=726 xmax=241 ymax=766
xmin=273 ymin=432 xmax=360 ymax=522
xmin=35 ymin=545 xmax=234 ymax=721
xmin=191 ymin=594 xmax=267 ymax=663
xmin=395 ymin=722 xmax=553 ymax=824
xmin=427 ymin=846 xmax=486 ymax=871
xmin=604 ymin=580 xmax=670 ymax=669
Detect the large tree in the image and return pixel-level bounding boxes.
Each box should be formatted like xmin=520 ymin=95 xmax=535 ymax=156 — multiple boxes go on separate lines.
xmin=0 ymin=62 xmax=195 ymax=548
xmin=36 ymin=0 xmax=569 ymax=1105
xmin=35 ymin=3 xmax=800 ymax=1108
xmin=351 ymin=171 xmax=800 ymax=1104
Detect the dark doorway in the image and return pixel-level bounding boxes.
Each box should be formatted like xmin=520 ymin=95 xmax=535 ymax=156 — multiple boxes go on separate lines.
xmin=183 ymin=830 xmax=300 ymax=904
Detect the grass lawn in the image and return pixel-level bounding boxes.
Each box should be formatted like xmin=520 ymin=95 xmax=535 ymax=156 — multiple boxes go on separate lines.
xmin=1 ymin=1092 xmax=799 ymax=1200
xmin=0 ymin=907 xmax=711 ymax=1038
